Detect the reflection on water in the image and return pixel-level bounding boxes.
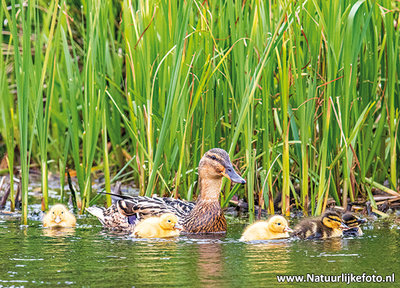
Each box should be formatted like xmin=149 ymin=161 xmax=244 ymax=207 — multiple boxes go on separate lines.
xmin=42 ymin=227 xmax=76 ymax=238
xmin=243 ymin=241 xmax=290 ymax=275
xmin=296 ymin=237 xmax=344 ymax=253
xmin=197 ymin=242 xmax=223 ymax=287
xmin=0 ymin=218 xmax=399 ymax=287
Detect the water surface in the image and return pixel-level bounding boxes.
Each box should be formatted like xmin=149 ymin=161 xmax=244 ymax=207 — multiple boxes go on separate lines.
xmin=0 ymin=214 xmax=399 ymax=287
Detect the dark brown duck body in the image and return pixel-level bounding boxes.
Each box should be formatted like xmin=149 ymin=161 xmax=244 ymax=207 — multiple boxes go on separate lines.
xmin=87 ymin=148 xmax=245 ymax=233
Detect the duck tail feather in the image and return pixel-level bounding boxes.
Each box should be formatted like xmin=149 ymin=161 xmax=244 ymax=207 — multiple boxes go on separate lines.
xmin=97 ymin=191 xmax=136 ymax=201
xmin=86 ymin=206 xmax=106 ymax=225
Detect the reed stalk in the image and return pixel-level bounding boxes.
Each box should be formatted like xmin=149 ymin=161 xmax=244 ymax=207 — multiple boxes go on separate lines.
xmin=13 ymin=0 xmax=30 ymax=224
xmin=0 ymin=4 xmax=15 ymax=211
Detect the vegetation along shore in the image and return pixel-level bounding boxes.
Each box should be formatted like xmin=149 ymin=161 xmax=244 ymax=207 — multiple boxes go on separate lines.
xmin=0 ymin=0 xmax=399 ymax=225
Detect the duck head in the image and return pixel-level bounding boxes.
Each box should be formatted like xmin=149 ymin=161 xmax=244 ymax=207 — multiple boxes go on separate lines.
xmin=321 ymin=211 xmax=349 ymax=230
xmin=267 ymin=215 xmax=293 ymax=234
xmin=199 ymin=148 xmax=246 ymax=184
xmin=342 ymin=213 xmax=367 ymax=228
xmin=160 ymin=213 xmax=182 ymax=231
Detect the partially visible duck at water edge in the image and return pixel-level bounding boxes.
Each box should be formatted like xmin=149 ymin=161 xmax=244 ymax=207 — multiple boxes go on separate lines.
xmin=342 ymin=213 xmax=367 ymax=237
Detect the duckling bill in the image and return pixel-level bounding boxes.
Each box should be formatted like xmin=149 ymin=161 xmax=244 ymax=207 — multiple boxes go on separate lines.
xmin=342 ymin=213 xmax=366 ymax=237
xmin=240 ymin=215 xmax=293 ymax=241
xmin=43 ymin=204 xmax=76 ymax=228
xmin=293 ymin=211 xmax=348 ymax=239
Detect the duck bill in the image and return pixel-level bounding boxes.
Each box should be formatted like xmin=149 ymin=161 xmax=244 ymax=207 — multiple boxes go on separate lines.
xmin=284 ymin=226 xmax=293 ymax=233
xmin=224 ymin=165 xmax=246 ymax=184
xmin=340 ymin=223 xmax=350 ymax=230
xmin=174 ymin=223 xmax=183 ymax=231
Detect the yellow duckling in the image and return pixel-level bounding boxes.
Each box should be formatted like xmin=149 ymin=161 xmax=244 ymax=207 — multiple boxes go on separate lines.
xmin=293 ymin=211 xmax=348 ymax=239
xmin=43 ymin=204 xmax=76 ymax=228
xmin=132 ymin=213 xmax=182 ymax=238
xmin=240 ymin=215 xmax=293 ymax=241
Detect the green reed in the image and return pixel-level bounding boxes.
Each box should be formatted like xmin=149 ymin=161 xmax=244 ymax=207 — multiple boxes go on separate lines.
xmin=6 ymin=0 xmax=32 ymax=224
xmin=0 ymin=4 xmax=15 ymax=211
xmin=34 ymin=0 xmax=59 ymax=211
xmin=1 ymin=0 xmax=399 ymax=221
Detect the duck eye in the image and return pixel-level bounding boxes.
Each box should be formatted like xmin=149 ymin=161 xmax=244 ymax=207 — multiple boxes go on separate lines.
xmin=211 ymin=155 xmax=216 ymax=160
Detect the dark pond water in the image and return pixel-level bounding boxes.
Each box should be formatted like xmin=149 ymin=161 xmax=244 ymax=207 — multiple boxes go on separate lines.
xmin=0 ymin=211 xmax=399 ymax=287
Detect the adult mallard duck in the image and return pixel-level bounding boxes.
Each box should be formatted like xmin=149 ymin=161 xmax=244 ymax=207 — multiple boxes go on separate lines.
xmin=87 ymin=148 xmax=246 ymax=233
xmin=342 ymin=213 xmax=366 ymax=237
xmin=293 ymin=211 xmax=348 ymax=239
xmin=132 ymin=213 xmax=182 ymax=238
xmin=43 ymin=204 xmax=76 ymax=228
xmin=240 ymin=215 xmax=293 ymax=241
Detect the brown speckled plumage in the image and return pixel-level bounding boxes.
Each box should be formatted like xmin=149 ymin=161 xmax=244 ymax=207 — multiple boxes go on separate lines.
xmin=181 ymin=200 xmax=227 ymax=233
xmin=87 ymin=148 xmax=245 ymax=233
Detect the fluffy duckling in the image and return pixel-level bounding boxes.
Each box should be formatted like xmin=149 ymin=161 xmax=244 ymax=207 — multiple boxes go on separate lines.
xmin=342 ymin=213 xmax=367 ymax=237
xmin=240 ymin=215 xmax=293 ymax=241
xmin=293 ymin=211 xmax=348 ymax=239
xmin=132 ymin=213 xmax=182 ymax=238
xmin=43 ymin=204 xmax=76 ymax=228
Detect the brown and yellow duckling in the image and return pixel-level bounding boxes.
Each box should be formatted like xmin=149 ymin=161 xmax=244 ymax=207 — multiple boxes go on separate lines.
xmin=87 ymin=148 xmax=246 ymax=233
xmin=342 ymin=213 xmax=367 ymax=237
xmin=293 ymin=211 xmax=348 ymax=239
xmin=132 ymin=213 xmax=182 ymax=238
xmin=240 ymin=215 xmax=293 ymax=241
xmin=43 ymin=204 xmax=76 ymax=228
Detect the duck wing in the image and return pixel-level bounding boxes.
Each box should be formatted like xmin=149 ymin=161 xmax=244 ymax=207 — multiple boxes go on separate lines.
xmin=117 ymin=196 xmax=195 ymax=220
xmin=86 ymin=205 xmax=136 ymax=232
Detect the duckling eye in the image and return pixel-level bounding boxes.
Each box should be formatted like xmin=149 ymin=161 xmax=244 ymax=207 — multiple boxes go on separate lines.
xmin=277 ymin=223 xmax=281 ymax=225
xmin=61 ymin=211 xmax=64 ymax=214
xmin=52 ymin=212 xmax=55 ymax=215
xmin=167 ymin=220 xmax=171 ymax=223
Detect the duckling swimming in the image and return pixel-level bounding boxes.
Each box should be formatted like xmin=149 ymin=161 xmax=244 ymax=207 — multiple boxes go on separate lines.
xmin=293 ymin=211 xmax=348 ymax=239
xmin=240 ymin=215 xmax=293 ymax=241
xmin=88 ymin=148 xmax=246 ymax=233
xmin=43 ymin=204 xmax=76 ymax=228
xmin=342 ymin=213 xmax=366 ymax=237
xmin=132 ymin=213 xmax=182 ymax=238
